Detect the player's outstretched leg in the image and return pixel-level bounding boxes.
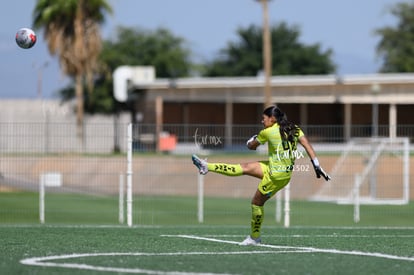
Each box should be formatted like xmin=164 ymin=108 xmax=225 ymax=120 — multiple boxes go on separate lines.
xmin=191 ymin=155 xmax=243 ymax=176
xmin=192 ymin=154 xmax=208 ymax=175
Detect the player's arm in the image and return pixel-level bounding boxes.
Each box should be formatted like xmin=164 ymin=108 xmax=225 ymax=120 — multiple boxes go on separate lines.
xmin=246 ymin=134 xmax=260 ymax=150
xmin=299 ymin=136 xmax=331 ymax=181
xmin=298 ymin=135 xmax=316 ymax=160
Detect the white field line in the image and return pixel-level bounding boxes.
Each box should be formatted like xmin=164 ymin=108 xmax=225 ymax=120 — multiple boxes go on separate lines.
xmin=19 ymin=233 xmax=414 ymax=274
xmin=3 ymin=224 xmax=414 ymax=230
xmin=163 ymin=234 xmax=414 ymax=262
xmin=20 ymin=252 xmax=238 ymax=275
xmin=196 ymin=234 xmax=414 ymax=238
xmin=20 ymin=250 xmax=308 ymax=275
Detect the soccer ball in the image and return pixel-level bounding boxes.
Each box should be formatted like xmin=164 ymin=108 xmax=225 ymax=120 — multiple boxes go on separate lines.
xmin=15 ymin=28 xmax=37 ymax=49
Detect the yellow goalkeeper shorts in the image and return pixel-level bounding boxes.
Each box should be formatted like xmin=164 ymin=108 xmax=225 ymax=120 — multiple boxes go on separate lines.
xmin=258 ymin=161 xmax=291 ymax=198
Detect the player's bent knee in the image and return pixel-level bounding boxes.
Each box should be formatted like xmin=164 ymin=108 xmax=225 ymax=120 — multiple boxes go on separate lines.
xmin=241 ymin=162 xmax=262 ymax=177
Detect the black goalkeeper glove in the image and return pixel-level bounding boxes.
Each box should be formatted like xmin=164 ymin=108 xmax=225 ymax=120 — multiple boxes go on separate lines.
xmin=311 ymin=158 xmax=331 ymax=181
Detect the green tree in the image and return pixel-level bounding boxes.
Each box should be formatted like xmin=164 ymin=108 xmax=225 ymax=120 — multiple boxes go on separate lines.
xmin=60 ymin=26 xmax=194 ymax=114
xmin=204 ymin=23 xmax=335 ymax=76
xmin=375 ymin=2 xmax=414 ymax=72
xmin=33 ymin=0 xmax=112 ymax=135
xmin=102 ymin=26 xmax=193 ymax=77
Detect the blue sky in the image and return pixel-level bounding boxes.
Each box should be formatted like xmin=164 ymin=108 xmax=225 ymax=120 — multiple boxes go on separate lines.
xmin=0 ymin=0 xmax=397 ymax=99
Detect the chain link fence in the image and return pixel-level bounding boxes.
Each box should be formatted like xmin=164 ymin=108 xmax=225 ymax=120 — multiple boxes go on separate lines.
xmin=0 ymin=122 xmax=413 ymax=226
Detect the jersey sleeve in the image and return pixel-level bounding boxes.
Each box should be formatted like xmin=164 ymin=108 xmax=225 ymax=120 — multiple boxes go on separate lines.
xmin=256 ymin=128 xmax=268 ymax=145
xmin=297 ymin=128 xmax=305 ymax=139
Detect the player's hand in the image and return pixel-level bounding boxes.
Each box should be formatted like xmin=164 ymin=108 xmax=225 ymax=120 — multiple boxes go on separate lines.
xmin=246 ymin=134 xmax=258 ymax=146
xmin=311 ymin=158 xmax=331 ymax=181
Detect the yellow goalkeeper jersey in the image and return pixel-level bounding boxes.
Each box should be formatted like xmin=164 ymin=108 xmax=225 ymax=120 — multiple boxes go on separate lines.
xmin=256 ymin=123 xmax=304 ymax=179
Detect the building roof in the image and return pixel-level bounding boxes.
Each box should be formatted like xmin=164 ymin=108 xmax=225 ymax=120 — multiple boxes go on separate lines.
xmin=114 ymin=68 xmax=414 ymax=104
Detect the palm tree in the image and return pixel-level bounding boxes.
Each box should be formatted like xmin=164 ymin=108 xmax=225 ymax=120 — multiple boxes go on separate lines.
xmin=33 ymin=0 xmax=112 ymax=138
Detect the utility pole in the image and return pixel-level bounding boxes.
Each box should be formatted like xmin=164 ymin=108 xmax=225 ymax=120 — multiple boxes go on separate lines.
xmin=33 ymin=61 xmax=49 ymax=99
xmin=256 ymin=0 xmax=273 ymax=108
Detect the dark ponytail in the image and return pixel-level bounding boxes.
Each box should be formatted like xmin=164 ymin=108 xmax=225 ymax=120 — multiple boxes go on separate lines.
xmin=263 ymin=105 xmax=299 ymax=143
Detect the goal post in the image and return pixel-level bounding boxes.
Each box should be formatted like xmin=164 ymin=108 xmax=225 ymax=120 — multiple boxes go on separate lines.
xmin=124 ymin=123 xmax=409 ymax=226
xmin=312 ymin=137 xmax=410 ymax=206
xmin=39 ymin=172 xmax=62 ymax=224
xmin=126 ymin=123 xmax=133 ymax=227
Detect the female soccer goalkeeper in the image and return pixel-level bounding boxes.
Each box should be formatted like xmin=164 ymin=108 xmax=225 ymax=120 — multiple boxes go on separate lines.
xmin=192 ymin=105 xmax=330 ymax=246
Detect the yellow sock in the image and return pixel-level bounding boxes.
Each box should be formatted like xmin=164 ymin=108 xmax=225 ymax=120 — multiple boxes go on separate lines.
xmin=251 ymin=204 xmax=264 ymax=239
xmin=207 ymin=163 xmax=243 ymax=176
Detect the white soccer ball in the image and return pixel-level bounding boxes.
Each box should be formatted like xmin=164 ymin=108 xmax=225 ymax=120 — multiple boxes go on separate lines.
xmin=15 ymin=28 xmax=37 ymax=49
